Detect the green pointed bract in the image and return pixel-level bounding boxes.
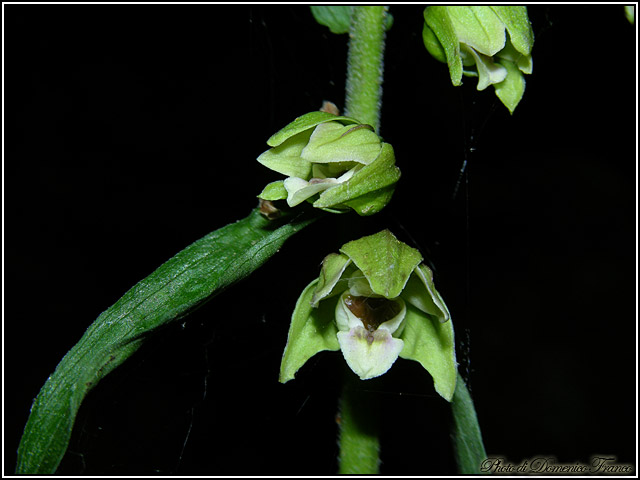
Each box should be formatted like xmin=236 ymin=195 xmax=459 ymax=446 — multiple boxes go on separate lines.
xmin=398 ymin=303 xmax=457 ymax=401
xmin=423 ymin=5 xmax=534 ymax=112
xmin=279 ymin=279 xmax=340 ymax=383
xmin=279 ymin=231 xmax=457 ymax=400
xmin=257 ymin=111 xmax=400 ymax=215
xmin=339 ymin=230 xmax=423 ymax=299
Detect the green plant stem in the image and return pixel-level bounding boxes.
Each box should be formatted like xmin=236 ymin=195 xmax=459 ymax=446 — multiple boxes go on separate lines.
xmin=337 ymin=6 xmax=388 ymax=474
xmin=344 ymin=6 xmax=388 ymax=132
xmin=337 ymin=371 xmax=381 ymax=474
xmin=451 ymin=372 xmax=488 ymax=474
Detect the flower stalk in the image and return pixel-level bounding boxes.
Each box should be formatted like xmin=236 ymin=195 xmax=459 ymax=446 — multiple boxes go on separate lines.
xmin=344 ymin=6 xmax=388 ymax=132
xmin=339 ymin=6 xmax=389 ymax=472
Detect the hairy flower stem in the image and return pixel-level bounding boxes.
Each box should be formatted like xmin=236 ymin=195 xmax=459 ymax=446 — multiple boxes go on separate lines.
xmin=344 ymin=6 xmax=388 ymax=132
xmin=337 ymin=371 xmax=381 ymax=474
xmin=337 ymin=6 xmax=388 ymax=474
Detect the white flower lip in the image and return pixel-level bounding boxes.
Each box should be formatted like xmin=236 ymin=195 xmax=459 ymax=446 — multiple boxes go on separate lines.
xmin=334 ymin=289 xmax=407 ymax=380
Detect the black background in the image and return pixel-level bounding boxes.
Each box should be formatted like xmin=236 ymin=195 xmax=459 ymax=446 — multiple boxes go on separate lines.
xmin=5 ymin=4 xmax=636 ymax=475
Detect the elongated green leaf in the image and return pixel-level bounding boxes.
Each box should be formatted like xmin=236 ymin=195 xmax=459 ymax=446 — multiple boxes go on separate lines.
xmin=16 ymin=208 xmax=315 ymax=474
xmin=451 ymin=372 xmax=488 ymax=474
xmin=310 ymin=5 xmax=353 ymax=34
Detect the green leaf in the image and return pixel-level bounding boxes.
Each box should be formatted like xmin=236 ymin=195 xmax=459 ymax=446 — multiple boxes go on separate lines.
xmin=398 ymin=304 xmax=457 ymax=401
xmin=339 ymin=229 xmax=422 ymax=298
xmin=310 ymin=5 xmax=353 ymax=34
xmin=279 ymin=279 xmax=340 ymax=383
xmin=314 ymin=142 xmax=400 ymax=216
xmin=494 ymin=58 xmax=526 ymax=114
xmin=451 ymin=372 xmax=488 ymax=473
xmin=267 ymin=112 xmax=359 ymax=148
xmin=424 ymin=6 xmax=463 ymax=86
xmin=257 ymin=180 xmax=287 ymax=201
xmin=624 ymin=5 xmax=634 ymax=24
xmin=490 ymin=6 xmax=534 ymax=55
xmin=16 ymin=208 xmax=316 ymax=474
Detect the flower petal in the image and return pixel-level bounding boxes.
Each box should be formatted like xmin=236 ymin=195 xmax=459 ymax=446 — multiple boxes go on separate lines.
xmin=284 ymin=177 xmax=338 ymax=207
xmin=335 ymin=291 xmax=365 ymax=331
xmin=337 ymin=327 xmax=404 ymax=380
xmin=461 ymin=44 xmax=507 ymax=91
xmin=311 ymin=253 xmax=353 ymax=307
xmin=402 ymin=264 xmax=451 ymax=323
xmin=377 ymin=297 xmax=407 ymax=337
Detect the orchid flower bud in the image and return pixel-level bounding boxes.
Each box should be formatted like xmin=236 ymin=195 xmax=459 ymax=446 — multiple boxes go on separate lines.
xmin=422 ymin=6 xmax=534 ymax=113
xmin=279 ymin=230 xmax=457 ymax=401
xmin=257 ymin=112 xmax=400 ymax=216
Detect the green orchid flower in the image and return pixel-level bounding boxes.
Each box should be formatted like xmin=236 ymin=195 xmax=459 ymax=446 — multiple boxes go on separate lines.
xmin=422 ymin=6 xmax=534 ymax=113
xmin=257 ymin=111 xmax=400 ymax=216
xmin=279 ymin=230 xmax=457 ymax=401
